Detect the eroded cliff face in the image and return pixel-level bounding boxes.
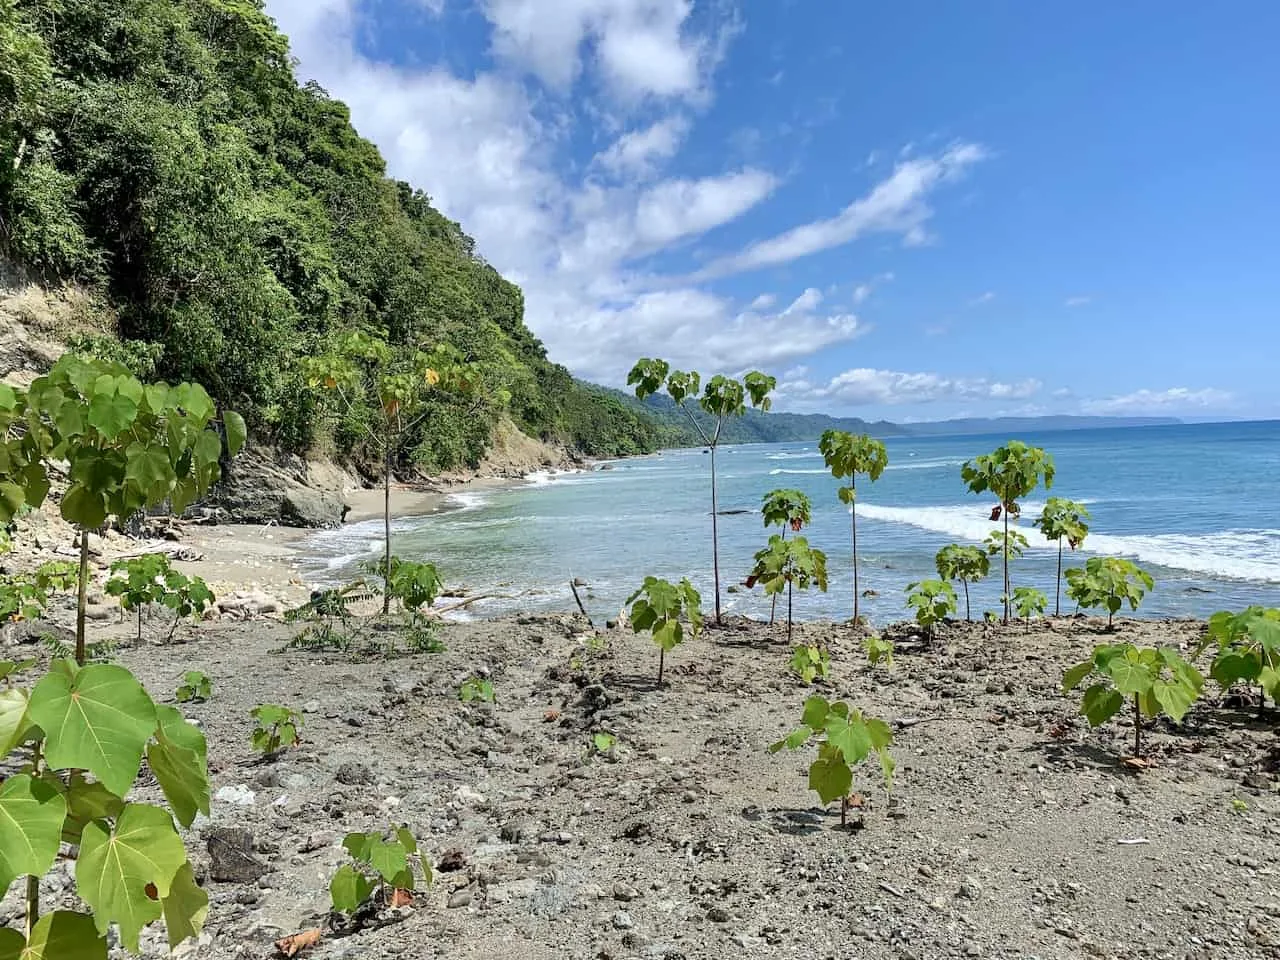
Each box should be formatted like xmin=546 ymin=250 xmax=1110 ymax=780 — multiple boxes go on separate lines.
xmin=1 ymin=273 xmax=574 ymax=530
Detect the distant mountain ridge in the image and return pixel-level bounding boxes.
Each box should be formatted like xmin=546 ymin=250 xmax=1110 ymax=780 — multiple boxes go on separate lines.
xmin=588 ymin=384 xmax=1181 ymax=446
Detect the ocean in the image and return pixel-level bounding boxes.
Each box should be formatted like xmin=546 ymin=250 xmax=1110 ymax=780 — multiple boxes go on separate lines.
xmin=298 ymin=421 xmax=1280 ymax=625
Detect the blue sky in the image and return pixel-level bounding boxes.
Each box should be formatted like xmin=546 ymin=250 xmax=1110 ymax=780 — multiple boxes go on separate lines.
xmin=265 ymin=1 xmax=1279 ymax=421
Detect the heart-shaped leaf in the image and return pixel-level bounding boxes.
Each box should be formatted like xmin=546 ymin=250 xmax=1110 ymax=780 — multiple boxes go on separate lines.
xmin=76 ymin=803 xmax=187 ymax=952
xmin=329 ymin=864 xmax=376 ymax=914
xmin=0 ymin=687 xmax=31 ymax=756
xmin=160 ymin=862 xmax=208 ymax=949
xmin=0 ymin=775 xmax=67 ymax=900
xmin=29 ymin=663 xmax=156 ymax=796
xmin=0 ymin=911 xmax=107 ymax=960
xmin=146 ymin=706 xmax=209 ymax=828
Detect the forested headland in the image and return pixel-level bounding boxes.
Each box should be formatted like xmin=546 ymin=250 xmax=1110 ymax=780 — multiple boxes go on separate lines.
xmin=0 ymin=0 xmax=658 ymax=476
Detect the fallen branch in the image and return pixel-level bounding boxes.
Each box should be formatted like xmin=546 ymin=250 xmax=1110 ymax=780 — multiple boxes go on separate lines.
xmin=569 ymin=578 xmax=594 ymax=626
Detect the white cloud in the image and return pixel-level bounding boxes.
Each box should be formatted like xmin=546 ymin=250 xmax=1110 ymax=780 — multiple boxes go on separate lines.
xmin=968 ymin=291 xmax=995 ymax=306
xmin=480 ymin=0 xmax=717 ymax=100
xmin=782 ymin=287 xmax=823 ymax=314
xmin=1064 ymin=295 xmax=1092 ymax=307
xmin=263 ymin=1 xmax=983 ymax=392
xmin=778 ymin=368 xmax=1042 ymax=409
xmin=1082 ymin=387 xmax=1233 ymax=415
xmin=695 ymin=142 xmax=986 ymax=278
xmin=594 ymin=115 xmax=689 ymax=177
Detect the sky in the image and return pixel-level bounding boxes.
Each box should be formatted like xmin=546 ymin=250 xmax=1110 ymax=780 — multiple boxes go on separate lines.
xmin=263 ymin=0 xmax=1280 ymax=422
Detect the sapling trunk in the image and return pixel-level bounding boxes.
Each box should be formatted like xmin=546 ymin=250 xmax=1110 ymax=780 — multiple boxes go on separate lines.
xmin=76 ymin=528 xmax=89 ymax=665
xmin=1055 ymin=539 xmax=1063 ymax=616
xmin=851 ymin=481 xmax=860 ymax=623
xmin=962 ymin=580 xmax=971 ymax=621
xmin=770 ymin=527 xmax=788 ymax=626
xmin=25 ymin=740 xmax=42 ymax=936
xmin=1132 ymin=694 xmax=1142 ymax=757
xmin=709 ymin=444 xmax=722 ymax=625
xmin=137 ymin=606 xmax=143 ymax=643
xmin=657 ymin=648 xmax=665 ymax=687
xmin=787 ymin=581 xmax=793 ymax=643
xmin=839 ymin=796 xmax=847 ymax=827
xmin=383 ymin=444 xmax=393 ymax=616
xmin=1002 ymin=507 xmax=1011 ymax=625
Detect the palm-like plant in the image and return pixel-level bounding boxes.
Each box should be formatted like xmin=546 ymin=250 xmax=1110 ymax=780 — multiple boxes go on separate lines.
xmin=818 ymin=431 xmax=889 ymax=623
xmin=1036 ymin=497 xmax=1091 ymax=616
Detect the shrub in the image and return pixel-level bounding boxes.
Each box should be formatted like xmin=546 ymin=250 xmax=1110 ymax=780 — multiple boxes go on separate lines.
xmin=746 ymin=535 xmax=828 ymax=642
xmin=789 ymin=643 xmax=832 ymax=684
xmin=1197 ymin=607 xmax=1280 ymax=707
xmin=106 ymin=554 xmax=215 ymax=641
xmin=626 ymin=576 xmax=703 ymax=685
xmin=769 ymin=695 xmax=895 ymax=826
xmin=864 ymin=635 xmax=895 ymax=671
xmin=1063 ymin=643 xmax=1203 ymax=758
xmin=935 ymin=544 xmax=989 ymax=622
xmin=1012 ymin=586 xmax=1048 ymax=632
xmin=458 ymin=677 xmax=495 ymax=703
xmin=1036 ymin=497 xmax=1091 ymax=615
xmin=250 ymin=704 xmax=302 ymax=756
xmin=175 ymin=671 xmax=212 ymax=703
xmin=905 ymin=579 xmax=956 ymax=637
xmin=962 ymin=441 xmax=1054 ymax=624
xmin=818 ymin=430 xmax=889 ymax=622
xmin=1065 ymin=557 xmax=1154 ymax=629
xmin=330 ymin=828 xmax=432 ymax=914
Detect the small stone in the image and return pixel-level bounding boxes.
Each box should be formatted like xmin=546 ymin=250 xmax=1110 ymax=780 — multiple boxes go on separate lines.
xmin=612 ymin=910 xmax=633 ymax=930
xmin=957 ymin=877 xmax=983 ymax=901
xmin=448 ymin=890 xmax=473 ymax=908
xmin=334 ymin=763 xmax=373 ymax=785
xmin=214 ymin=784 xmax=256 ymax=807
xmin=707 ymin=906 xmax=731 ymax=923
xmin=613 ymin=882 xmax=640 ymax=902
xmin=206 ymin=828 xmax=267 ymax=883
xmin=454 ymin=784 xmax=486 ymax=807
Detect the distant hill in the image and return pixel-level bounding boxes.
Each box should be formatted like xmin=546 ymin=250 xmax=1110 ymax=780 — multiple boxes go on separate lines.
xmin=587 ymin=387 xmax=905 ymax=445
xmin=588 ymin=384 xmax=1181 ymax=447
xmin=901 ymin=415 xmax=1182 ymax=437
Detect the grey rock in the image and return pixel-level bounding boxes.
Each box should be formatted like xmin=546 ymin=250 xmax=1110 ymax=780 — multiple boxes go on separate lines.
xmin=206 ymin=828 xmax=268 ymax=883
xmin=334 ymin=762 xmax=374 ymax=786
xmin=612 ymin=910 xmax=634 ymax=930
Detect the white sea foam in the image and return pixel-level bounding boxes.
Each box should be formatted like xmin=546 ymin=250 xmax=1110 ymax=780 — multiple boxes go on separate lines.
xmin=885 ymin=457 xmax=965 ymax=472
xmin=447 ymin=491 xmax=488 ymax=510
xmin=768 ymin=468 xmax=829 ymax=476
xmin=857 ymin=503 xmax=1280 ymax=583
xmin=765 ymin=451 xmax=821 ymax=461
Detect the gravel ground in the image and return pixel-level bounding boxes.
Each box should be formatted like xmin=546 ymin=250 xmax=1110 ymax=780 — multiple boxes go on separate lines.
xmin=2 ymin=612 xmax=1277 ymax=960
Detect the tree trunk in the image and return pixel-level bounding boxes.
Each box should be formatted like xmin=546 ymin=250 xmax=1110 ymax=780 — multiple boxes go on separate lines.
xmin=658 ymin=647 xmax=665 ymax=687
xmin=770 ymin=527 xmax=787 ymax=626
xmin=851 ymin=480 xmax=860 ymax=623
xmin=75 ymin=528 xmax=90 ymax=665
xmin=778 ymin=578 xmax=788 ymax=647
xmin=963 ymin=580 xmax=971 ymax=621
xmin=136 ymin=607 xmax=142 ymax=644
xmin=1055 ymin=538 xmax=1063 ymax=616
xmin=1002 ymin=507 xmax=1011 ymax=625
xmin=382 ymin=446 xmax=392 ymax=616
xmin=1132 ymin=694 xmax=1141 ymax=757
xmin=709 ymin=445 xmax=722 ymax=624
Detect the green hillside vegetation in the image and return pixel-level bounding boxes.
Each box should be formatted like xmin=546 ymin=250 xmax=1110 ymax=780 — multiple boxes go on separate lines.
xmin=597 ymin=389 xmax=904 ymax=446
xmin=0 ymin=0 xmax=657 ymax=470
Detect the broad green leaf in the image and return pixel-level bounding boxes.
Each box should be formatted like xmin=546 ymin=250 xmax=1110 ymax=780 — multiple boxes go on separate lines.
xmin=0 ymin=911 xmax=107 ymax=960
xmin=0 ymin=687 xmax=30 ymax=756
xmin=1151 ymin=679 xmax=1197 ymax=724
xmin=807 ymin=749 xmax=853 ymax=805
xmin=1210 ymin=651 xmax=1259 ymax=689
xmin=1080 ymin=684 xmax=1124 ymax=728
xmin=0 ymin=483 xmax=26 ymax=523
xmin=124 ymin=443 xmax=173 ymax=497
xmin=1105 ymin=656 xmax=1153 ymax=697
xmin=77 ymin=803 xmax=188 ymax=952
xmin=767 ymin=727 xmax=810 ymax=753
xmin=29 ymin=663 xmax=157 ymax=796
xmin=1061 ymin=660 xmax=1094 ymax=693
xmin=223 ymin=411 xmax=247 ymax=457
xmin=800 ymin=696 xmax=830 ymax=731
xmin=160 ymin=862 xmax=208 ymax=949
xmin=60 ymin=774 xmax=125 ymax=846
xmin=865 ymin=717 xmax=894 ymax=752
xmin=1260 ymin=666 xmax=1280 ymax=702
xmin=330 ymin=864 xmax=376 ymax=914
xmin=0 ymin=775 xmax=67 ymax=900
xmin=60 ymin=485 xmax=107 ymax=529
xmin=826 ymin=715 xmax=872 ymax=765
xmin=146 ymin=707 xmax=210 ymax=828
xmin=86 ymin=387 xmax=139 ymax=438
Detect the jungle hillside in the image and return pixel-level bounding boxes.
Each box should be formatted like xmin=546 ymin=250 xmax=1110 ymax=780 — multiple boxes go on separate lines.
xmin=0 ymin=0 xmax=659 ymax=473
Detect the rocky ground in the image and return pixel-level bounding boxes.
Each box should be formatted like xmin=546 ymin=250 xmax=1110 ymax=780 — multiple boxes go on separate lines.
xmin=2 ymin=610 xmax=1276 ymax=960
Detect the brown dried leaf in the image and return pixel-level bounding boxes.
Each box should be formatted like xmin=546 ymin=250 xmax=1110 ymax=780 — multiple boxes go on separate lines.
xmin=1121 ymin=756 xmax=1156 ymax=771
xmin=275 ymin=929 xmax=323 ymax=957
xmin=542 ymin=709 xmax=560 ymax=722
xmin=390 ymin=888 xmax=414 ymax=908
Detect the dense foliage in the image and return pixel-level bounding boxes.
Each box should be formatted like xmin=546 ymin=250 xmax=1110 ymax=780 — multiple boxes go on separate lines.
xmin=0 ymin=0 xmax=656 ymax=468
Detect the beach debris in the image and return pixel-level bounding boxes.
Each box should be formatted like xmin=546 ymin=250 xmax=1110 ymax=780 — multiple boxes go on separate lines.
xmin=1115 ymin=837 xmax=1150 ymax=845
xmin=216 ymin=590 xmax=283 ymax=618
xmin=274 ymin=929 xmax=322 ymax=957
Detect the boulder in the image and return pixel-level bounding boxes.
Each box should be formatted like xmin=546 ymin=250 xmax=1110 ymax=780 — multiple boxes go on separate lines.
xmin=279 ymin=487 xmax=347 ymax=529
xmin=207 ymin=449 xmax=351 ymax=529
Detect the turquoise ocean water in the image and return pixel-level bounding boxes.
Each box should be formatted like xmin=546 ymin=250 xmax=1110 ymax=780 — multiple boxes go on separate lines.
xmin=299 ymin=421 xmax=1280 ymax=624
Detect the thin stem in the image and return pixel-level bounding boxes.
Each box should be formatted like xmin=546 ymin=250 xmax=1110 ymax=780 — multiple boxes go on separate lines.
xmin=709 ymin=444 xmax=721 ymax=625
xmin=76 ymin=527 xmax=90 ymax=665
xmin=1002 ymin=507 xmax=1011 ymax=625
xmin=25 ymin=739 xmax=42 ymax=937
xmin=383 ymin=443 xmax=392 ymax=616
xmin=850 ymin=477 xmax=860 ymax=622
xmin=963 ymin=579 xmax=971 ymax=622
xmin=787 ymin=580 xmax=793 ymax=643
xmin=1055 ymin=538 xmax=1063 ymax=617
xmin=1132 ymin=694 xmax=1142 ymax=757
xmin=657 ymin=647 xmax=665 ymax=687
